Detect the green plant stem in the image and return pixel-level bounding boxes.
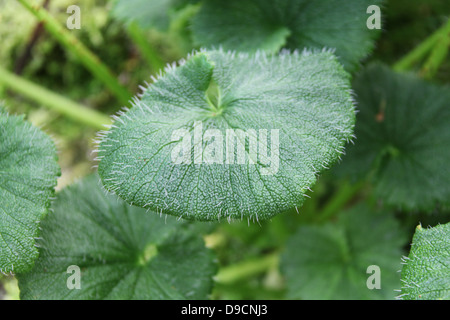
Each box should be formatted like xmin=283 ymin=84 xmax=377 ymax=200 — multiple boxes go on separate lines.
xmin=316 ymin=180 xmax=365 ymax=223
xmin=420 ymin=30 xmax=450 ymax=79
xmin=393 ymin=19 xmax=450 ymax=72
xmin=127 ymin=22 xmax=165 ymax=74
xmin=215 ymin=252 xmax=279 ymax=284
xmin=17 ymin=0 xmax=132 ymax=106
xmin=0 ymin=66 xmax=111 ymax=130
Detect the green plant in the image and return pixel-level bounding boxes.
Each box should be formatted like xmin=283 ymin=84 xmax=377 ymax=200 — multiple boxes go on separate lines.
xmin=0 ymin=106 xmax=59 ymax=274
xmin=97 ymin=49 xmax=356 ymax=222
xmin=0 ymin=0 xmax=449 ymax=301
xmin=399 ymin=223 xmax=450 ymax=299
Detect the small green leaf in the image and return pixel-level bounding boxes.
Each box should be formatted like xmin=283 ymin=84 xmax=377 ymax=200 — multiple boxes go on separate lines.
xmin=191 ymin=0 xmax=383 ymax=70
xmin=17 ymin=174 xmax=217 ymax=300
xmin=97 ymin=49 xmax=355 ymax=222
xmin=336 ymin=63 xmax=450 ymax=211
xmin=280 ymin=204 xmax=408 ymax=300
xmin=111 ymin=0 xmax=200 ymax=30
xmin=0 ymin=109 xmax=59 ymax=274
xmin=399 ymin=223 xmax=450 ymax=300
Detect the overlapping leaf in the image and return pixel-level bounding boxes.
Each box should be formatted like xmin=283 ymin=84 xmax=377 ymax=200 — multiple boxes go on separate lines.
xmin=399 ymin=223 xmax=450 ymax=300
xmin=17 ymin=174 xmax=217 ymax=300
xmin=191 ymin=0 xmax=383 ymax=70
xmin=111 ymin=0 xmax=200 ymax=30
xmin=337 ymin=64 xmax=450 ymax=211
xmin=280 ymin=204 xmax=408 ymax=300
xmin=97 ymin=49 xmax=355 ymax=222
xmin=0 ymin=108 xmax=59 ymax=274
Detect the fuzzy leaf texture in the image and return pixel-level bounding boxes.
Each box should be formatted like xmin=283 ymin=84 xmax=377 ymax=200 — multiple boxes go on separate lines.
xmin=281 ymin=204 xmax=408 ymax=300
xmin=97 ymin=50 xmax=356 ymax=222
xmin=111 ymin=0 xmax=200 ymax=30
xmin=17 ymin=174 xmax=217 ymax=300
xmin=336 ymin=63 xmax=450 ymax=211
xmin=0 ymin=108 xmax=59 ymax=274
xmin=399 ymin=223 xmax=450 ymax=300
xmin=191 ymin=0 xmax=383 ymax=70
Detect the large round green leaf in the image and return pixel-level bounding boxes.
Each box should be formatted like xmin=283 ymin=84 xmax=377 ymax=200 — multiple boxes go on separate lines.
xmin=337 ymin=64 xmax=450 ymax=211
xmin=17 ymin=174 xmax=217 ymax=300
xmin=0 ymin=109 xmax=59 ymax=274
xmin=97 ymin=50 xmax=355 ymax=222
xmin=191 ymin=0 xmax=383 ymax=70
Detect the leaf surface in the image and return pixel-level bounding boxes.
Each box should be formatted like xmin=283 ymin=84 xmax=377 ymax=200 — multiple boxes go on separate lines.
xmin=191 ymin=0 xmax=383 ymax=70
xmin=98 ymin=50 xmax=355 ymax=221
xmin=18 ymin=174 xmax=217 ymax=300
xmin=399 ymin=223 xmax=450 ymax=300
xmin=337 ymin=64 xmax=450 ymax=211
xmin=0 ymin=109 xmax=59 ymax=274
xmin=281 ymin=204 xmax=408 ymax=299
xmin=112 ymin=0 xmax=199 ymax=30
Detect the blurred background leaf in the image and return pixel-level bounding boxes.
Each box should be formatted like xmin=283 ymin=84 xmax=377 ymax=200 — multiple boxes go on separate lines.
xmin=191 ymin=0 xmax=384 ymax=71
xmin=335 ymin=63 xmax=450 ymax=212
xmin=281 ymin=204 xmax=408 ymax=300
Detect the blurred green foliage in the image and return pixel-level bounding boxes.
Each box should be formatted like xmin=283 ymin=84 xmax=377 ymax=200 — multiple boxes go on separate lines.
xmin=372 ymin=0 xmax=450 ymax=81
xmin=0 ymin=0 xmax=449 ymax=300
